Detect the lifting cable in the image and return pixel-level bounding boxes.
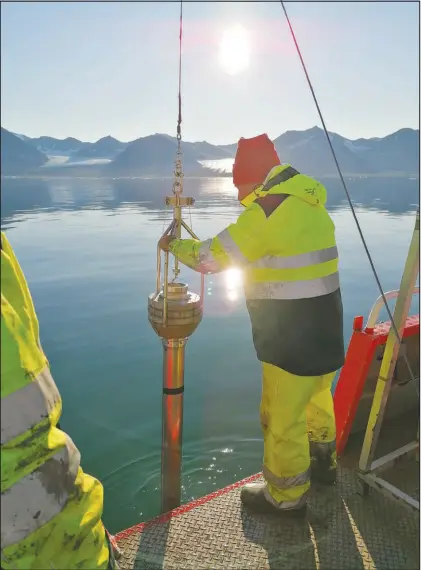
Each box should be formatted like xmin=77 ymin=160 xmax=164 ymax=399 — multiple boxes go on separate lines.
xmin=176 ymin=0 xmax=183 ymax=146
xmin=279 ymin=1 xmax=418 ymax=392
xmin=163 ymin=0 xmax=184 ymax=240
xmin=169 ymin=0 xmax=184 ymax=281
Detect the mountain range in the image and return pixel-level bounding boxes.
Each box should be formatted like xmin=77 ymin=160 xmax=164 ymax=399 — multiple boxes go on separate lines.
xmin=1 ymin=126 xmax=419 ymax=177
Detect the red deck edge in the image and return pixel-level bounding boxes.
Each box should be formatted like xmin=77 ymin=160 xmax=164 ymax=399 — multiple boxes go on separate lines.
xmin=115 ymin=472 xmax=263 ymax=541
xmin=334 ymin=314 xmax=419 ymax=457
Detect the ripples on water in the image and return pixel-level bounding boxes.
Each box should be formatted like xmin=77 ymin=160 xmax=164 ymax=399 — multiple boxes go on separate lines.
xmin=1 ymin=175 xmax=419 ymax=533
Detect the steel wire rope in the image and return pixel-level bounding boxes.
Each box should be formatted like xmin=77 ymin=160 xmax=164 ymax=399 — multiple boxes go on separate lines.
xmin=176 ymin=0 xmax=183 ymax=146
xmin=279 ymin=1 xmax=419 ymax=392
xmin=178 ymin=0 xmax=194 ymax=237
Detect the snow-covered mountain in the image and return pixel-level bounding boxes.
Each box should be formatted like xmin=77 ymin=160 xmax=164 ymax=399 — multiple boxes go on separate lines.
xmin=2 ymin=127 xmax=419 ymax=177
xmin=272 ymin=126 xmax=419 ymax=176
xmin=1 ymin=128 xmax=48 ymax=174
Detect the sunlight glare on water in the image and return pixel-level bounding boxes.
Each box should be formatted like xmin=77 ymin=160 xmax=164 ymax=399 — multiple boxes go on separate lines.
xmin=224 ymin=267 xmax=243 ymax=302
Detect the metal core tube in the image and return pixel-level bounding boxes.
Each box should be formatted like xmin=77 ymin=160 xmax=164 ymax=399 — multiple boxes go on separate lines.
xmin=161 ymin=337 xmax=187 ymax=513
xmin=150 ymin=180 xmax=202 ymax=513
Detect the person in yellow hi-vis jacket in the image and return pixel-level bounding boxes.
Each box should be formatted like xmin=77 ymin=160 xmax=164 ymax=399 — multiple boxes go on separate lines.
xmin=1 ymin=231 xmax=121 ymax=568
xmin=159 ymin=134 xmax=345 ymax=518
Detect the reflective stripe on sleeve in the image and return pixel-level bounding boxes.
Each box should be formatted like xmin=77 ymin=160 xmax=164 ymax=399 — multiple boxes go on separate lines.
xmin=1 ymin=437 xmax=80 ymax=548
xmin=1 ymin=367 xmax=61 ymax=445
xmin=252 ymin=246 xmax=338 ymax=270
xmin=216 ymin=228 xmax=249 ymax=266
xmin=245 ymin=272 xmax=340 ymax=300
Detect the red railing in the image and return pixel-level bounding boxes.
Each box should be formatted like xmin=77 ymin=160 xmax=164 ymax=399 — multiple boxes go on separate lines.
xmin=334 ymin=292 xmax=419 ymax=457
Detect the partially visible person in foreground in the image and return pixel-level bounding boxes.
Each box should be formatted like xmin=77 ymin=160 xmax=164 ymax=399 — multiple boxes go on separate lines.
xmin=1 ymin=231 xmax=120 ymax=569
xmin=159 ymin=134 xmax=345 ymax=518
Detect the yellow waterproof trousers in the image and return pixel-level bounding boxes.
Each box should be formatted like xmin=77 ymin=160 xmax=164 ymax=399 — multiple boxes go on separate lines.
xmin=260 ymin=362 xmax=337 ymax=508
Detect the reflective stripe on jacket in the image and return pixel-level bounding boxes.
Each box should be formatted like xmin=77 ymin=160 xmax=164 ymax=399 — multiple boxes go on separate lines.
xmin=1 ymin=232 xmax=110 ymax=569
xmin=169 ymin=164 xmax=345 ymax=375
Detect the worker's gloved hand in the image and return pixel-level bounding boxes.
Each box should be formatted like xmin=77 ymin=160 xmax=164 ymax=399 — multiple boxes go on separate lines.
xmin=158 ymin=234 xmax=176 ymax=252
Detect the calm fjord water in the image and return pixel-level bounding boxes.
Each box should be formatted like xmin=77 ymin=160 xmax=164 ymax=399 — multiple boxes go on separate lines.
xmin=1 ymin=175 xmax=419 ymax=533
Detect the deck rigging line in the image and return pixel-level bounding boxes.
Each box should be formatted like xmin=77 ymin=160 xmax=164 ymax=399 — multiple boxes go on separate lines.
xmin=279 ymin=0 xmax=418 ymax=391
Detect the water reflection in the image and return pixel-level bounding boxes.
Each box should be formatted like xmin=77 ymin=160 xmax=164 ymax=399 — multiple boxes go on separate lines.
xmin=199 ymin=176 xmax=237 ymax=198
xmin=200 ymin=159 xmax=234 ymax=174
xmin=1 ymin=175 xmax=419 ymax=229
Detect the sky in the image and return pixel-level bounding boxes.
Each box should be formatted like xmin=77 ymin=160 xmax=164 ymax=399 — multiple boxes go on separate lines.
xmin=1 ymin=1 xmax=419 ymax=144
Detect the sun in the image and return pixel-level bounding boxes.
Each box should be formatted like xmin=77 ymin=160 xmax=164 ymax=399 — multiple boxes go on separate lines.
xmin=218 ymin=24 xmax=250 ymax=75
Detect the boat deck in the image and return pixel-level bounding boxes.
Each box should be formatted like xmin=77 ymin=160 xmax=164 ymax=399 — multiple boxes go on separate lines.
xmin=115 ymin=413 xmax=419 ymax=570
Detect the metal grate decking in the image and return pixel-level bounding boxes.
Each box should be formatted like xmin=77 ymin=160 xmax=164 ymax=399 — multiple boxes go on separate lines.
xmin=115 ymin=457 xmax=419 ymax=570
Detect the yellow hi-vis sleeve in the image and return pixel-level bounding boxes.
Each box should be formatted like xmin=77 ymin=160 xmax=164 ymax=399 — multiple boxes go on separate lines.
xmin=1 ymin=232 xmax=41 ymax=349
xmin=168 ymin=202 xmax=267 ymax=274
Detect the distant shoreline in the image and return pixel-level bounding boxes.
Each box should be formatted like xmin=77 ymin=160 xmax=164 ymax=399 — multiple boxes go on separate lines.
xmin=3 ymin=127 xmax=418 ymax=182
xmin=1 ymin=172 xmax=419 ymax=181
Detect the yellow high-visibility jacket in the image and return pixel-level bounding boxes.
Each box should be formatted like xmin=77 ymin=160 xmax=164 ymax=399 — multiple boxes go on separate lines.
xmin=1 ymin=232 xmax=110 ymax=569
xmin=169 ymin=164 xmax=345 ymax=375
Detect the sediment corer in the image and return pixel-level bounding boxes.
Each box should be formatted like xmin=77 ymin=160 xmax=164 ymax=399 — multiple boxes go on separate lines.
xmin=147 ymin=146 xmax=204 ymax=514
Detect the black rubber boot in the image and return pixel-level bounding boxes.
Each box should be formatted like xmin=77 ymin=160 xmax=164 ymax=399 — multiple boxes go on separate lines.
xmin=310 ymin=456 xmax=337 ymax=485
xmin=240 ymin=482 xmax=307 ymax=518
